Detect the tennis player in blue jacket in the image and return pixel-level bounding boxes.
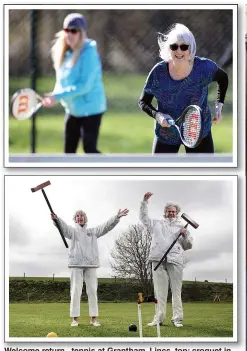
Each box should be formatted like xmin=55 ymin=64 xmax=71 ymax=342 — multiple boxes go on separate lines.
xmin=42 ymin=13 xmax=106 ymax=153
xmin=138 ymin=23 xmax=228 ymax=154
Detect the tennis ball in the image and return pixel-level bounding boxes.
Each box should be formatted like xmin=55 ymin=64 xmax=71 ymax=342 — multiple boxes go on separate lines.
xmin=46 ymin=332 xmax=57 ymax=337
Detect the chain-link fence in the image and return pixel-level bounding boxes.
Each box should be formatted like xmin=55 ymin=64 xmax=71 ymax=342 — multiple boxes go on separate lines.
xmin=10 ymin=9 xmax=233 ymax=74
xmin=9 ymin=9 xmax=233 ymax=103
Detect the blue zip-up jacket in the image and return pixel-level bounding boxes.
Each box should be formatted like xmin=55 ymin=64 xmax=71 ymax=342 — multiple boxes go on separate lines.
xmin=52 ymin=39 xmax=107 ymax=117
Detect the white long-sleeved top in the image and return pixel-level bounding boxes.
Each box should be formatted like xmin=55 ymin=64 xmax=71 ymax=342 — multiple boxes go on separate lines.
xmin=139 ymin=200 xmax=193 ymax=266
xmin=56 ymin=215 xmax=120 ymax=268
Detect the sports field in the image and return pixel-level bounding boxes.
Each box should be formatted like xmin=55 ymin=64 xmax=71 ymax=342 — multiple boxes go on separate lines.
xmin=9 ymin=73 xmax=233 ymax=154
xmin=9 ymin=302 xmax=233 ymax=338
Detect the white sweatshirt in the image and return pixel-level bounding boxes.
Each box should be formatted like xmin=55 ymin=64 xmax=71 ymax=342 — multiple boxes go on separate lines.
xmin=139 ymin=200 xmax=193 ymax=266
xmin=56 ymin=215 xmax=120 ymax=268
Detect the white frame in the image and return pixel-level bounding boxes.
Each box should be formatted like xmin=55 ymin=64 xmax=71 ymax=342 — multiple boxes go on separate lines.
xmin=4 ymin=4 xmax=238 ymax=168
xmin=5 ymin=175 xmax=238 ymax=343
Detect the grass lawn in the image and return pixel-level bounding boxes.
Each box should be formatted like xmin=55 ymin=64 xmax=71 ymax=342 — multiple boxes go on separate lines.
xmin=9 ymin=302 xmax=233 ymax=338
xmin=9 ymin=74 xmax=233 ymax=154
xmin=9 ymin=113 xmax=232 ymax=154
xmin=9 ymin=70 xmax=233 ymax=110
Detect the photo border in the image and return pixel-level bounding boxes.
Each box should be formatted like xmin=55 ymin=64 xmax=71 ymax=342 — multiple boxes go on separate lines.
xmin=4 ymin=3 xmax=238 ymax=168
xmin=4 ymin=174 xmax=238 ymax=343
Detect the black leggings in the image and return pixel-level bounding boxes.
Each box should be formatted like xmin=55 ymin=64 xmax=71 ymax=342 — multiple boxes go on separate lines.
xmin=153 ymin=131 xmax=214 ymax=154
xmin=64 ymin=114 xmax=103 ymax=153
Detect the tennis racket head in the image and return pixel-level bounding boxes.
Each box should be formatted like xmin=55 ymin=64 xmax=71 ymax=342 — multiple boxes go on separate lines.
xmin=11 ymin=88 xmax=42 ymax=120
xmin=176 ymin=105 xmax=203 ymax=148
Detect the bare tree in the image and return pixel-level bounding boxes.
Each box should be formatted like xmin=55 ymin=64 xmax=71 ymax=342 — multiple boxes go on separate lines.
xmin=110 ymin=224 xmax=153 ymax=295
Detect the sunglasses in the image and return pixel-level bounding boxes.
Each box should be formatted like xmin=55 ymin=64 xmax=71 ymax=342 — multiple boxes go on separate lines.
xmin=64 ymin=28 xmax=80 ymax=34
xmin=170 ymin=43 xmax=189 ymax=51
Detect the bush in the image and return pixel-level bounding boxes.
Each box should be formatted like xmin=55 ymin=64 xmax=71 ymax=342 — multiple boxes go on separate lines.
xmin=9 ymin=279 xmax=233 ymax=303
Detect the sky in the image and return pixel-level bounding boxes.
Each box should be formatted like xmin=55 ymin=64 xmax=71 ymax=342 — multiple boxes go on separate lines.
xmin=6 ymin=175 xmax=236 ymax=283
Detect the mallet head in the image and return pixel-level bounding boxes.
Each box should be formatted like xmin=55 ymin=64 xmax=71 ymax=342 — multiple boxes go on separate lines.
xmin=181 ymin=213 xmax=199 ymax=229
xmin=31 ymin=180 xmax=51 ymax=193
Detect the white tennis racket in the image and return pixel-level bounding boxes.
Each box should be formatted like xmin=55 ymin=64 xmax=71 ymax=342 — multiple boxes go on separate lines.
xmin=167 ymin=105 xmax=203 ymax=148
xmin=11 ymin=88 xmax=43 ymax=120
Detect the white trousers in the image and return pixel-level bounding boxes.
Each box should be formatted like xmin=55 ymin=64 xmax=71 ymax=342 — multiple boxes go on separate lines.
xmin=70 ymin=267 xmax=98 ymax=318
xmin=152 ymin=261 xmax=183 ymax=323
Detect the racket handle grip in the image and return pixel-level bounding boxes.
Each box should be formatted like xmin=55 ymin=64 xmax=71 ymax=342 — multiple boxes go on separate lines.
xmin=167 ymin=119 xmax=175 ymax=125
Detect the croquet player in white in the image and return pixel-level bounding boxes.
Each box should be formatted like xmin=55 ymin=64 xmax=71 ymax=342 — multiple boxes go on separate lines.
xmin=139 ymin=192 xmax=193 ymax=328
xmin=51 ymin=208 xmax=129 ymax=327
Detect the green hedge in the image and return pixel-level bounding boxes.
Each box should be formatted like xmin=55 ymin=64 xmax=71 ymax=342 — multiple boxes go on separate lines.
xmin=9 ymin=280 xmax=233 ymax=303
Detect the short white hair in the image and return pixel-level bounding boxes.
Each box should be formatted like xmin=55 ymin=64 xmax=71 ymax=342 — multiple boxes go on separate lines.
xmin=164 ymin=202 xmax=181 ymax=218
xmin=158 ymin=23 xmax=196 ymax=62
xmin=73 ymin=210 xmax=88 ymax=223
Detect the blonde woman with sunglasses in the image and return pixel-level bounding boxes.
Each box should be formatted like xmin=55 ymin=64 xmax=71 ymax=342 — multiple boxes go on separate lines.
xmin=42 ymin=13 xmax=106 ymax=154
xmin=138 ymin=23 xmax=228 ymax=154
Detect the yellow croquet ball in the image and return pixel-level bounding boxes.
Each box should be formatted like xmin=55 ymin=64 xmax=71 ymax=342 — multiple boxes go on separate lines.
xmin=46 ymin=332 xmax=57 ymax=337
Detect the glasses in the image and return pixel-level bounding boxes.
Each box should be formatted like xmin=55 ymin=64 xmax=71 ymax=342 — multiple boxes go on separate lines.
xmin=64 ymin=28 xmax=80 ymax=34
xmin=169 ymin=43 xmax=189 ymax=51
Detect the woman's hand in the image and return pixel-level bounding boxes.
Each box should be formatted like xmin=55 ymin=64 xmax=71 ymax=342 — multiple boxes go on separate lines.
xmin=180 ymin=227 xmax=187 ymax=237
xmin=155 ymin=112 xmax=172 ymax=128
xmin=212 ymin=102 xmax=224 ymax=125
xmin=42 ymin=93 xmax=56 ymax=108
xmin=143 ymin=192 xmax=153 ymax=201
xmin=51 ymin=213 xmax=58 ymax=221
xmin=117 ymin=209 xmax=129 ymax=218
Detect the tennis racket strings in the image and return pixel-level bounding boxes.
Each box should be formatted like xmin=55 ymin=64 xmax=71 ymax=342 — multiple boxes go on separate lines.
xmin=182 ymin=108 xmax=201 ymax=147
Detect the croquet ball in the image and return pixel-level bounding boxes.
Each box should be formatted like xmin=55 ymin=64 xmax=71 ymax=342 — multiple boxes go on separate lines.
xmin=46 ymin=332 xmax=57 ymax=337
xmin=129 ymin=323 xmax=137 ymax=332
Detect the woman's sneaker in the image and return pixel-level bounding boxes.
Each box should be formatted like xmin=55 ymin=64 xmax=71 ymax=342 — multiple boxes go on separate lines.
xmin=90 ymin=320 xmax=101 ymax=327
xmin=147 ymin=315 xmax=163 ymax=326
xmin=71 ymin=320 xmax=79 ymax=327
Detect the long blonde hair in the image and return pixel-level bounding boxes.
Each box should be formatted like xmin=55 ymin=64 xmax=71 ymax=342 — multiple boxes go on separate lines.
xmin=51 ymin=29 xmax=87 ymax=70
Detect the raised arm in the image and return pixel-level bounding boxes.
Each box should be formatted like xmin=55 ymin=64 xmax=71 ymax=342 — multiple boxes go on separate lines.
xmin=139 ymin=192 xmax=154 ymax=230
xmin=89 ymin=209 xmax=129 ymax=238
xmin=51 ymin=213 xmax=76 ymax=240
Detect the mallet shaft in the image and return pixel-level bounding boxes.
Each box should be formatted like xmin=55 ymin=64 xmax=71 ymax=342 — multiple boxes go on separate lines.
xmin=154 ymin=223 xmax=189 ymax=271
xmin=53 ymin=221 xmax=69 ymax=249
xmin=41 ymin=189 xmax=54 ymax=213
xmin=31 ymin=181 xmax=68 ymax=249
xmin=41 ymin=190 xmax=68 ymax=249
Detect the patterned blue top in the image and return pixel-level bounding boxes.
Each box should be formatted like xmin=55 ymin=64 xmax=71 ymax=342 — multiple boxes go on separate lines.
xmin=144 ymin=56 xmax=218 ymax=145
